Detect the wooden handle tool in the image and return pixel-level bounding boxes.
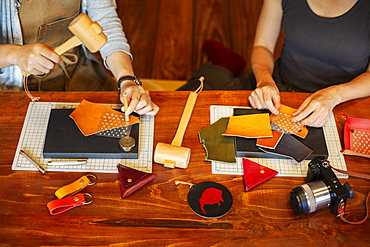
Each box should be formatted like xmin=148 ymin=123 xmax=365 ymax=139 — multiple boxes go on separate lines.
xmin=22 ymin=13 xmax=107 ymax=76
xmin=154 ymin=77 xmax=204 ymax=169
xmin=122 ymin=93 xmax=130 ymax=122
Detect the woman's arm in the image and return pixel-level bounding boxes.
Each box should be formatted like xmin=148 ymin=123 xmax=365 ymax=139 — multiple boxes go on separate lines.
xmin=87 ymin=0 xmax=159 ymax=116
xmin=248 ymin=0 xmax=283 ymax=115
xmin=106 ymin=51 xmax=159 ymax=116
xmin=292 ymin=63 xmax=370 ymax=127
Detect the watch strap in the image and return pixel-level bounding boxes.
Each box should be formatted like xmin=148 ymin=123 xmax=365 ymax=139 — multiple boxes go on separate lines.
xmin=118 ymin=76 xmax=142 ymax=89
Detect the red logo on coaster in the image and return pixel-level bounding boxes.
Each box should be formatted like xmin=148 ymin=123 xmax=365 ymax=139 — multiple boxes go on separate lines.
xmin=187 ymin=181 xmax=232 ymax=218
xmin=199 ymin=188 xmax=224 ymax=214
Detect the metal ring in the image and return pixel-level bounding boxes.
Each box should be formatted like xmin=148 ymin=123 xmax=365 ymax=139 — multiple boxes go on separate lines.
xmin=86 ymin=174 xmax=97 ymax=185
xmin=82 ymin=193 xmax=93 ymax=205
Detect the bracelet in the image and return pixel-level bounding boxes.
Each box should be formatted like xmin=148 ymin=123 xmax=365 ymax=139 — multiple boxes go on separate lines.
xmin=118 ymin=75 xmax=142 ymax=90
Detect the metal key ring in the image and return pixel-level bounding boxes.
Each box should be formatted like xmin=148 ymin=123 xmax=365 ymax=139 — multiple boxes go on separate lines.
xmin=82 ymin=193 xmax=93 ymax=205
xmin=86 ymin=174 xmax=97 ymax=186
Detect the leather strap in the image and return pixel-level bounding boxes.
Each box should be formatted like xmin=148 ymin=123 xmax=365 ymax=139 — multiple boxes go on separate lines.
xmin=330 ymin=165 xmax=370 ymax=181
xmin=339 ymin=192 xmax=370 ymax=225
xmin=330 ymin=165 xmax=370 ymax=224
xmin=55 ymin=174 xmax=97 ymax=199
xmin=47 ymin=193 xmax=93 ymax=215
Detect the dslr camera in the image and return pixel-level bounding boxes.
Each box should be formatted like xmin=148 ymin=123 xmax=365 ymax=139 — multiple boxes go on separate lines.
xmin=290 ymin=156 xmax=354 ymax=216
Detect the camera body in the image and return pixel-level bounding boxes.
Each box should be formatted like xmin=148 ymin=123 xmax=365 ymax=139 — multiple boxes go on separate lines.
xmin=290 ymin=156 xmax=354 ymax=216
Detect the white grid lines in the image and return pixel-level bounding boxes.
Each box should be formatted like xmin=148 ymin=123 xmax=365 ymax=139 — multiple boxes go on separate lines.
xmin=209 ymin=105 xmax=348 ymax=178
xmin=12 ymin=102 xmax=154 ymax=174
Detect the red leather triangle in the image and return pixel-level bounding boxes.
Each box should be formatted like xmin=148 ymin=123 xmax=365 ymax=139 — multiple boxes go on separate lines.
xmin=117 ymin=164 xmax=149 ymax=188
xmin=242 ymin=158 xmax=278 ymax=191
xmin=117 ymin=164 xmax=155 ymax=198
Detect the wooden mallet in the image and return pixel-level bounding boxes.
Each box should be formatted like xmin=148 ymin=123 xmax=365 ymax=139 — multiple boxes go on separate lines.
xmin=22 ymin=13 xmax=106 ymax=77
xmin=154 ymin=77 xmax=204 ymax=169
xmin=53 ymin=13 xmax=107 ymax=55
xmin=22 ymin=13 xmax=107 ymax=101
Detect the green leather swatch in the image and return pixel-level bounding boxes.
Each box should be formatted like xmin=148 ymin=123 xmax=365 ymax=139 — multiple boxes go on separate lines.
xmin=198 ymin=117 xmax=236 ymax=163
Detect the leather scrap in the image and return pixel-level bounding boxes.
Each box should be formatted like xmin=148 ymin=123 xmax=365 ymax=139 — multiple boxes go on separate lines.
xmin=242 ymin=158 xmax=278 ymax=191
xmin=270 ymin=122 xmax=289 ymax=133
xmin=198 ymin=117 xmax=236 ymax=163
xmin=223 ymin=113 xmax=272 ymax=138
xmin=270 ymin=105 xmax=308 ymax=139
xmin=69 ymin=99 xmax=140 ymax=136
xmin=256 ymin=130 xmax=284 ymax=149
xmin=258 ymin=133 xmax=313 ymax=163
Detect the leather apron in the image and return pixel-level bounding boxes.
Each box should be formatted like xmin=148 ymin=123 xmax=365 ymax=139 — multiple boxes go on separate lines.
xmin=18 ymin=0 xmax=116 ymax=91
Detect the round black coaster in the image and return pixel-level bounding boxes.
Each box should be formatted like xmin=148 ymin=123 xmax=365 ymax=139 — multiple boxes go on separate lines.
xmin=187 ymin=181 xmax=233 ymax=219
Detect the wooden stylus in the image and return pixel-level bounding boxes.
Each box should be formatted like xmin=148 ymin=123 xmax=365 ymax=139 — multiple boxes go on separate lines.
xmin=123 ymin=93 xmax=130 ymax=122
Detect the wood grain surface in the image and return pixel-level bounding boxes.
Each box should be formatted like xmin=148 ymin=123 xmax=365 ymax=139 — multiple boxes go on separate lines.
xmin=116 ymin=0 xmax=265 ymax=80
xmin=0 ymin=91 xmax=369 ymax=246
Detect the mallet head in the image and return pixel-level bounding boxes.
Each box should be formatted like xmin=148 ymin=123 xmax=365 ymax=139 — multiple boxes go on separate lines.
xmin=68 ymin=13 xmax=107 ymax=53
xmin=154 ymin=142 xmax=191 ymax=169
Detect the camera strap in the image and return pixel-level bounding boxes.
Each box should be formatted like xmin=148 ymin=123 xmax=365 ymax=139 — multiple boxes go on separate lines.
xmin=329 ymin=165 xmax=370 ymax=180
xmin=329 ymin=165 xmax=370 ymax=224
xmin=339 ymin=192 xmax=370 ymax=225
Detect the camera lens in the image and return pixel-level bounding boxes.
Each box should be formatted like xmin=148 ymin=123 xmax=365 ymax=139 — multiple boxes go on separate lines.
xmin=290 ymin=181 xmax=331 ymax=214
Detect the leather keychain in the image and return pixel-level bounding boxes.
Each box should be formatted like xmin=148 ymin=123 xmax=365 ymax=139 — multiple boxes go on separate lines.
xmin=55 ymin=174 xmax=97 ymax=199
xmin=47 ymin=193 xmax=93 ymax=215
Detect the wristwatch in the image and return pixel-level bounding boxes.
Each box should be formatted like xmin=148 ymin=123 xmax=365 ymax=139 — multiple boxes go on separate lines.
xmin=118 ymin=76 xmax=142 ymax=90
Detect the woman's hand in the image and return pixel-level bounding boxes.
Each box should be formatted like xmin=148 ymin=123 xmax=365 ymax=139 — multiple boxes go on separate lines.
xmin=119 ymin=81 xmax=159 ymax=116
xmin=106 ymin=52 xmax=159 ymax=116
xmin=292 ymin=87 xmax=341 ymax=127
xmin=11 ymin=43 xmax=61 ymax=75
xmin=248 ymin=81 xmax=281 ymax=115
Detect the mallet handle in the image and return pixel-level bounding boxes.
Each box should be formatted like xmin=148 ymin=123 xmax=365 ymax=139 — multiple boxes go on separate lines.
xmin=171 ymin=92 xmax=198 ymax=147
xmin=21 ymin=36 xmax=81 ymax=77
xmin=53 ymin=36 xmax=82 ymax=55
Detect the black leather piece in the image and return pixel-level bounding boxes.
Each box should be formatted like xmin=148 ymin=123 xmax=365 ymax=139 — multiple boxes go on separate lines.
xmin=43 ymin=109 xmax=139 ymax=159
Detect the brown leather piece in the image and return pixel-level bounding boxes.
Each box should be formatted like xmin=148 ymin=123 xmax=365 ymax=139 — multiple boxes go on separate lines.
xmin=258 ymin=133 xmax=313 ymax=163
xmin=270 ymin=104 xmax=308 ymax=139
xmin=256 ymin=130 xmax=284 ymax=149
xmin=69 ymin=99 xmax=140 ymax=136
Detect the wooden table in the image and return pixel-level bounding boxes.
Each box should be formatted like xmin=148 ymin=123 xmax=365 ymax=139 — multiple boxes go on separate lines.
xmin=0 ymin=91 xmax=369 ymax=246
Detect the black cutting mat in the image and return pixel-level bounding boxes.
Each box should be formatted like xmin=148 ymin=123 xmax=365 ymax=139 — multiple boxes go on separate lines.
xmin=43 ymin=109 xmax=139 ymax=159
xmin=233 ymin=108 xmax=328 ymax=159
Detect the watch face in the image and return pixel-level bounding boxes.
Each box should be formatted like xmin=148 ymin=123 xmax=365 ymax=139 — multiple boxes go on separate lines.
xmin=134 ymin=78 xmax=142 ymax=86
xmin=187 ymin=181 xmax=233 ymax=219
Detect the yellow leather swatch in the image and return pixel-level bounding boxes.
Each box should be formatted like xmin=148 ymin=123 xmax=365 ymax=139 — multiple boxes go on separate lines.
xmin=270 ymin=104 xmax=308 ymax=139
xmin=69 ymin=99 xmax=140 ymax=136
xmin=223 ymin=113 xmax=272 ymax=138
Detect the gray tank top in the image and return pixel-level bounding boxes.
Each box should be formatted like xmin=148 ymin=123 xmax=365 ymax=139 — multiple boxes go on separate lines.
xmin=280 ymin=0 xmax=370 ymax=92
